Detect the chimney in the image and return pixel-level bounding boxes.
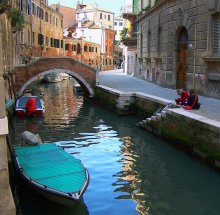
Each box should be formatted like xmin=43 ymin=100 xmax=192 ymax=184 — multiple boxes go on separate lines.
xmin=56 ymin=3 xmax=60 ymax=12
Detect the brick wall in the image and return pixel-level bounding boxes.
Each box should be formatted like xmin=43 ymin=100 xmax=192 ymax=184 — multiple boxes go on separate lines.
xmin=14 ymin=57 xmax=98 ymax=96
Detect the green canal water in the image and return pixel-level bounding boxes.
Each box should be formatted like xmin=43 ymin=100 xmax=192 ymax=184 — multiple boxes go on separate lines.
xmin=12 ymin=79 xmax=220 ymax=215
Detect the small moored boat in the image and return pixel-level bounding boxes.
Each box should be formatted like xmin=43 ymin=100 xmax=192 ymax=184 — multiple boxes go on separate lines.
xmin=13 ymin=142 xmax=89 ymax=208
xmin=15 ymin=96 xmax=45 ymax=117
xmin=43 ymin=73 xmax=63 ymax=83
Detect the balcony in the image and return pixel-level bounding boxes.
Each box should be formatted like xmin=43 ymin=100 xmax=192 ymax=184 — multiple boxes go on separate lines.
xmin=121 ymin=32 xmax=137 ymax=46
xmin=122 ymin=12 xmax=137 ymax=21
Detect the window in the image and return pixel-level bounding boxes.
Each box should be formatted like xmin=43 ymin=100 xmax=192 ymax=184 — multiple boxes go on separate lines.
xmin=77 ymin=43 xmax=81 ymax=54
xmin=148 ymin=31 xmax=151 ymax=55
xmin=114 ymin=22 xmax=117 ymax=26
xmin=158 ymin=27 xmax=161 ymax=54
xmin=46 ymin=36 xmax=49 ymax=46
xmin=65 ymin=44 xmax=68 ymax=51
xmin=50 ymin=38 xmax=54 ymax=47
xmin=38 ymin=34 xmax=44 ymax=45
xmin=84 ymin=46 xmax=87 ymax=52
xmin=26 ymin=0 xmax=31 ymax=15
xmin=32 ymin=32 xmax=35 ymax=44
xmin=20 ymin=31 xmax=24 ymax=44
xmin=108 ymin=15 xmax=110 ymax=21
xmin=45 ymin=12 xmax=48 ymax=22
xmin=213 ymin=14 xmax=220 ymax=55
xmin=61 ymin=19 xmax=63 ymax=28
xmin=28 ymin=30 xmax=31 ymax=44
xmin=119 ymin=22 xmax=123 ymax=26
xmin=37 ymin=6 xmax=40 ymax=18
xmin=100 ymin=13 xmax=102 ymax=19
xmin=19 ymin=0 xmax=23 ymax=11
xmin=140 ymin=32 xmax=143 ymax=56
xmin=32 ymin=2 xmax=35 ymax=15
xmin=54 ymin=39 xmax=60 ymax=48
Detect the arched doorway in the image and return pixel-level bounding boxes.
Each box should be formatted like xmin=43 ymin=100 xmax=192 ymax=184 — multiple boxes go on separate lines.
xmin=176 ymin=27 xmax=188 ymax=89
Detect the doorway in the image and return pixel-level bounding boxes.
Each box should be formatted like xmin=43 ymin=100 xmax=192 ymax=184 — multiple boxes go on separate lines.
xmin=176 ymin=28 xmax=188 ymax=89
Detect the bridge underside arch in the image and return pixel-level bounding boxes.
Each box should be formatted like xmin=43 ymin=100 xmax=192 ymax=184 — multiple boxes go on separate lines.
xmin=18 ymin=69 xmax=94 ymax=97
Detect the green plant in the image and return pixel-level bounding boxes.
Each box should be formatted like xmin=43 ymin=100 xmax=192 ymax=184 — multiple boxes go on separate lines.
xmin=137 ymin=10 xmax=142 ymax=17
xmin=0 ymin=0 xmax=11 ymax=14
xmin=143 ymin=5 xmax=151 ymax=12
xmin=120 ymin=27 xmax=128 ymax=40
xmin=10 ymin=8 xmax=25 ymax=30
xmin=154 ymin=0 xmax=161 ymax=5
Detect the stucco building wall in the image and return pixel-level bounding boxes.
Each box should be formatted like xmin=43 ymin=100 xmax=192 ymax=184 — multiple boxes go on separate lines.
xmin=136 ymin=0 xmax=220 ymax=99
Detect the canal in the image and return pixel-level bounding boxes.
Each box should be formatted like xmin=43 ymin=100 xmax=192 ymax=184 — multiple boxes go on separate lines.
xmin=11 ymin=78 xmax=220 ymax=215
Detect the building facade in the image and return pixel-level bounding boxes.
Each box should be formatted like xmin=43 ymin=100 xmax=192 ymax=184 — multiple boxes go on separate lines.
xmin=17 ymin=0 xmax=64 ymax=63
xmin=76 ymin=3 xmax=114 ymax=30
xmin=114 ymin=16 xmax=124 ymax=42
xmin=122 ymin=0 xmax=138 ymax=75
xmin=51 ymin=4 xmax=76 ymax=30
xmin=136 ymin=0 xmax=220 ymax=99
xmin=64 ymin=37 xmax=101 ymax=68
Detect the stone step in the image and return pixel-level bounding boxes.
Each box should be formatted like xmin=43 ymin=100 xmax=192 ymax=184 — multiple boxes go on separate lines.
xmin=161 ymin=110 xmax=167 ymax=118
xmin=156 ymin=113 xmax=161 ymax=120
xmin=146 ymin=118 xmax=151 ymax=123
xmin=151 ymin=116 xmax=156 ymax=121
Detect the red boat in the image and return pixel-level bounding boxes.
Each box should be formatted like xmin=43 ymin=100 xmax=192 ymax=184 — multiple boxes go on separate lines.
xmin=15 ymin=96 xmax=45 ymax=117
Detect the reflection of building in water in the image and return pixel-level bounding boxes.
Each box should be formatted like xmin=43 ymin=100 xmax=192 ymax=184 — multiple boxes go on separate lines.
xmin=41 ymin=79 xmax=83 ymax=126
xmin=114 ymin=135 xmax=150 ymax=214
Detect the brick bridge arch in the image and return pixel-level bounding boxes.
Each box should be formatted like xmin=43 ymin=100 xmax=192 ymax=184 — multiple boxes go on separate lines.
xmin=14 ymin=57 xmax=99 ymax=97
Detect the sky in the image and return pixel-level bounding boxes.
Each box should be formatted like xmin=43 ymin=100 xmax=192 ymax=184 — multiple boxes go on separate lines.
xmin=48 ymin=0 xmax=124 ymax=16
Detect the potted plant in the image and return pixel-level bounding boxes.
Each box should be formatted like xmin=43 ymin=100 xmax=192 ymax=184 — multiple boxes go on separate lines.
xmin=10 ymin=8 xmax=25 ymax=32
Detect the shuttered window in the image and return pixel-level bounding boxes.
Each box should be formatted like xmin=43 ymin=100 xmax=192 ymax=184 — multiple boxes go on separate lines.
xmin=213 ymin=14 xmax=220 ymax=55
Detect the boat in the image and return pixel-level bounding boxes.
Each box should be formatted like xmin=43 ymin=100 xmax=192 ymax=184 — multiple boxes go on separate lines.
xmin=43 ymin=73 xmax=63 ymax=83
xmin=15 ymin=96 xmax=45 ymax=117
xmin=13 ymin=139 xmax=89 ymax=208
xmin=60 ymin=72 xmax=70 ymax=80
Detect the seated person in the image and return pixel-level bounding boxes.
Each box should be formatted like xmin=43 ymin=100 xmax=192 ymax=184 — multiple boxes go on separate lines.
xmin=184 ymin=89 xmax=200 ymax=110
xmin=175 ymin=88 xmax=189 ymax=105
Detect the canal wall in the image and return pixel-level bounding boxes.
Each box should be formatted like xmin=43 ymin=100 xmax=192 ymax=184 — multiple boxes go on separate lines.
xmin=95 ymin=85 xmax=220 ymax=170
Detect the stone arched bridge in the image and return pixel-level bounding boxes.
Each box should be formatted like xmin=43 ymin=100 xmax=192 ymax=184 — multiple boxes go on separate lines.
xmin=14 ymin=57 xmax=99 ymax=97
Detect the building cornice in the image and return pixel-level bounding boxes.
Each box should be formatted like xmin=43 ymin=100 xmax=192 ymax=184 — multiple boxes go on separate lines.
xmin=136 ymin=0 xmax=166 ymax=21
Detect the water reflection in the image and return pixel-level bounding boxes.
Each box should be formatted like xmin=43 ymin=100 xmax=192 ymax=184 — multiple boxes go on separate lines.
xmin=41 ymin=80 xmax=83 ymax=126
xmin=12 ymin=80 xmax=220 ymax=215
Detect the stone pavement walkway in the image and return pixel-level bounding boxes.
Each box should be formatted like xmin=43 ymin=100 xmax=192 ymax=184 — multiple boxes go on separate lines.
xmin=99 ymin=69 xmax=220 ymax=122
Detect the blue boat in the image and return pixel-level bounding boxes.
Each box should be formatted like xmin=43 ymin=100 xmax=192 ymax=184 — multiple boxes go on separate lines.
xmin=13 ymin=143 xmax=89 ymax=208
xmin=15 ymin=96 xmax=45 ymax=117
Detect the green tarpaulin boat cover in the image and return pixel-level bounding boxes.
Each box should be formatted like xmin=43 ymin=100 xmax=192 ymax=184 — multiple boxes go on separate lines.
xmin=15 ymin=143 xmax=86 ymax=193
